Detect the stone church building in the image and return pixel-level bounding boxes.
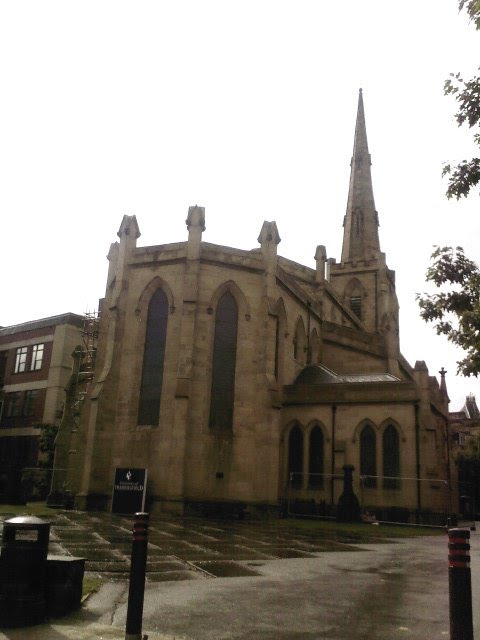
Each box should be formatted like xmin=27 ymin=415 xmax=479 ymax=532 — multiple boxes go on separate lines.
xmin=53 ymin=91 xmax=454 ymax=521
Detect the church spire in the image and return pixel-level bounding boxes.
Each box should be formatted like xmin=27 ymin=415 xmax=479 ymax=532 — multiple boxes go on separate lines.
xmin=341 ymin=89 xmax=381 ymax=263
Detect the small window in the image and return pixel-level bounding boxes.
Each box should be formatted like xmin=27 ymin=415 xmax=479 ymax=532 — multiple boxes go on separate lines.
xmin=14 ymin=347 xmax=28 ymax=373
xmin=23 ymin=390 xmax=39 ymax=417
xmin=31 ymin=344 xmax=44 ymax=371
xmin=350 ymin=296 xmax=362 ymax=319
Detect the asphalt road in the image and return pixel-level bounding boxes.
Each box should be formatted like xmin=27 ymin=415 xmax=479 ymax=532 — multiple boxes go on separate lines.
xmin=83 ymin=531 xmax=480 ymax=639
xmin=0 ymin=512 xmax=478 ymax=639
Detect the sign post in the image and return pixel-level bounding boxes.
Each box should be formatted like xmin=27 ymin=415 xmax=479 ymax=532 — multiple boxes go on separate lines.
xmin=112 ymin=468 xmax=147 ymax=515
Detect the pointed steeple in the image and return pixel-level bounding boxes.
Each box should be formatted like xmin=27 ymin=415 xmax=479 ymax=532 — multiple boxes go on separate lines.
xmin=341 ymin=89 xmax=381 ymax=263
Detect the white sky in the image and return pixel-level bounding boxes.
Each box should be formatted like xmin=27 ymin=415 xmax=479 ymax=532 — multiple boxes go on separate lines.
xmin=1 ymin=1 xmax=479 ymax=410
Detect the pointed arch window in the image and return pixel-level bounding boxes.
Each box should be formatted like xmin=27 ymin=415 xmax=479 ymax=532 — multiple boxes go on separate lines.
xmin=293 ymin=318 xmax=306 ymax=364
xmin=274 ymin=316 xmax=280 ymax=380
xmin=138 ymin=288 xmax=169 ymax=426
xmin=309 ymin=426 xmax=324 ymax=488
xmin=350 ymin=296 xmax=362 ymax=319
xmin=345 ymin=278 xmax=364 ymax=321
xmin=288 ymin=424 xmax=303 ymax=488
xmin=383 ymin=424 xmax=400 ymax=489
xmin=360 ymin=424 xmax=376 ymax=488
xmin=209 ymin=291 xmax=238 ymax=430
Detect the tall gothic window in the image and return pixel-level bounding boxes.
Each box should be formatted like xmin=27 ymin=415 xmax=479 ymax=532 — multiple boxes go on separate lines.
xmin=288 ymin=424 xmax=303 ymax=488
xmin=360 ymin=424 xmax=376 ymax=488
xmin=383 ymin=424 xmax=400 ymax=489
xmin=274 ymin=316 xmax=280 ymax=380
xmin=209 ymin=291 xmax=238 ymax=430
xmin=309 ymin=425 xmax=324 ymax=487
xmin=138 ymin=288 xmax=169 ymax=425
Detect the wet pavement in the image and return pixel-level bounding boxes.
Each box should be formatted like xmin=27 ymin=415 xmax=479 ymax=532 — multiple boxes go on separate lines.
xmin=4 ymin=510 xmax=366 ymax=582
xmin=0 ymin=510 xmax=478 ymax=639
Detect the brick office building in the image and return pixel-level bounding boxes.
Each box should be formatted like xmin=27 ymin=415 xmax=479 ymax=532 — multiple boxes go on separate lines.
xmin=0 ymin=313 xmax=83 ymax=502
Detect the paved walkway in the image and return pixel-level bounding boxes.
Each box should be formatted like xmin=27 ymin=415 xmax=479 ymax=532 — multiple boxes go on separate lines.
xmin=0 ymin=513 xmax=478 ymax=639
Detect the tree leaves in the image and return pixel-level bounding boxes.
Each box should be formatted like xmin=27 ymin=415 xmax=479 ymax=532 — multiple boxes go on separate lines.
xmin=458 ymin=0 xmax=480 ymax=30
xmin=444 ymin=3 xmax=480 ymax=198
xmin=444 ymin=158 xmax=480 ymax=199
xmin=417 ymin=247 xmax=480 ymax=377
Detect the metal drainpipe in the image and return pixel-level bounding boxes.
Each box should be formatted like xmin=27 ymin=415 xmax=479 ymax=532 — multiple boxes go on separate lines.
xmin=415 ymin=403 xmax=421 ymax=523
xmin=331 ymin=404 xmax=337 ymax=506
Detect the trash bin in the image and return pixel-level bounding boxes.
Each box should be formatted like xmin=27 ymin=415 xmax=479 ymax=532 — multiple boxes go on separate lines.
xmin=46 ymin=555 xmax=85 ymax=616
xmin=0 ymin=515 xmax=51 ymax=627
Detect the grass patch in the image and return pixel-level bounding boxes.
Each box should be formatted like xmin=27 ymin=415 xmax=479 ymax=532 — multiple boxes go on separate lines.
xmin=0 ymin=501 xmax=60 ymax=519
xmin=272 ymin=518 xmax=443 ymax=543
xmin=82 ymin=574 xmax=104 ymax=598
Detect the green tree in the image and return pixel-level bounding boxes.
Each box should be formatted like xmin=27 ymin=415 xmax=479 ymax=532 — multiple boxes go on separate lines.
xmin=443 ymin=0 xmax=480 ymax=198
xmin=21 ymin=423 xmax=59 ymax=500
xmin=417 ymin=246 xmax=480 ymax=376
xmin=458 ymin=0 xmax=480 ymax=29
xmin=456 ymin=434 xmax=480 ymax=517
xmin=38 ymin=422 xmax=59 ymax=469
xmin=417 ymin=3 xmax=480 ymax=375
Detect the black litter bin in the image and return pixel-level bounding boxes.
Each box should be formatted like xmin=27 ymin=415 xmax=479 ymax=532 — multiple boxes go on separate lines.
xmin=0 ymin=515 xmax=51 ymax=627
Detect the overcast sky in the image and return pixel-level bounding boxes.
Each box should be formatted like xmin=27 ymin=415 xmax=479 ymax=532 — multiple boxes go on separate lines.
xmin=1 ymin=1 xmax=479 ymax=410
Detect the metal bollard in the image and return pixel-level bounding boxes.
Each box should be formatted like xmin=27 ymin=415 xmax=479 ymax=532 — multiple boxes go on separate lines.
xmin=125 ymin=512 xmax=149 ymax=640
xmin=448 ymin=528 xmax=473 ymax=640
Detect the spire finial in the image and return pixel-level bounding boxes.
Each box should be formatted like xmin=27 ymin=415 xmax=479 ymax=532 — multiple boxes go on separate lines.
xmin=439 ymin=367 xmax=450 ymax=403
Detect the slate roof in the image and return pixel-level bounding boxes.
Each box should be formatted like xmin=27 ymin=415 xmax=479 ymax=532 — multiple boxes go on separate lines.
xmin=295 ymin=364 xmax=400 ymax=385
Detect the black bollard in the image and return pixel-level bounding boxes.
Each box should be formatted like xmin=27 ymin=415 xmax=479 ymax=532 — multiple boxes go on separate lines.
xmin=448 ymin=528 xmax=473 ymax=640
xmin=125 ymin=512 xmax=149 ymax=640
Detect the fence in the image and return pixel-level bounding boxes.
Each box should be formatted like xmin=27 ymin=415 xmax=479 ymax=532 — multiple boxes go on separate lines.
xmin=285 ymin=472 xmax=461 ymax=526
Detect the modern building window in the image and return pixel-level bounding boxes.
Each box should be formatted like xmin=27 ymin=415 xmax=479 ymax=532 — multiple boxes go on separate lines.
xmin=383 ymin=424 xmax=400 ymax=489
xmin=308 ymin=426 xmax=324 ymax=487
xmin=14 ymin=347 xmax=28 ymax=373
xmin=209 ymin=291 xmax=238 ymax=430
xmin=6 ymin=392 xmax=21 ymax=417
xmin=0 ymin=351 xmax=7 ymax=386
xmin=23 ymin=390 xmax=39 ymax=417
xmin=31 ymin=344 xmax=44 ymax=371
xmin=288 ymin=424 xmax=303 ymax=488
xmin=137 ymin=288 xmax=169 ymax=426
xmin=360 ymin=424 xmax=377 ymax=488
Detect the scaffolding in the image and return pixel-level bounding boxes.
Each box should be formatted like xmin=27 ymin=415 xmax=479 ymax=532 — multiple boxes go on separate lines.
xmin=71 ymin=310 xmax=99 ymax=426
